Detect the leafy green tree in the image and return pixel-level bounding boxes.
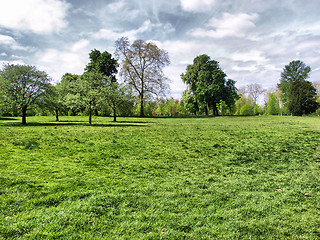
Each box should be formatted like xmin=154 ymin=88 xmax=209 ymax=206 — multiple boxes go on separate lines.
xmin=240 ymin=103 xmax=254 ymax=115
xmin=59 ymin=73 xmax=82 ymax=116
xmin=235 ymin=94 xmax=254 ymax=115
xmin=266 ymin=92 xmax=280 ymax=115
xmin=78 ymin=71 xmax=108 ymax=125
xmin=103 ymin=82 xmax=133 ymax=122
xmin=85 ymin=49 xmax=118 ymax=82
xmin=181 ymin=54 xmax=238 ymax=115
xmin=216 ymin=100 xmax=228 ymax=116
xmin=0 ymin=64 xmax=52 ymax=124
xmin=155 ymin=98 xmax=167 ymax=116
xmin=224 ymin=79 xmax=240 ymax=113
xmin=115 ymin=37 xmax=170 ymax=117
xmin=287 ymin=80 xmax=319 ymax=116
xmin=180 ymin=89 xmax=198 ymax=115
xmin=313 ymin=81 xmax=320 ymax=116
xmin=37 ymin=84 xmax=63 ymax=121
xmin=278 ymin=60 xmax=311 ymax=106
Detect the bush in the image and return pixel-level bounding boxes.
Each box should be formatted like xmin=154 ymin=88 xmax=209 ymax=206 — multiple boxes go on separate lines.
xmin=240 ymin=103 xmax=254 ymax=115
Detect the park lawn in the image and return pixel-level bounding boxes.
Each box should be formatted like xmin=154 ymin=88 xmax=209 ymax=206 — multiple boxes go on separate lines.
xmin=0 ymin=116 xmax=320 ymax=239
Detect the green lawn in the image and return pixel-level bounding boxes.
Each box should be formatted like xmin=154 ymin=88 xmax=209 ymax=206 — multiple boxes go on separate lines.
xmin=0 ymin=116 xmax=320 ymax=239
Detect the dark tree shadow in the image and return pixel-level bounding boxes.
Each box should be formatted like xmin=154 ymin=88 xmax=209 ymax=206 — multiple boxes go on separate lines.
xmin=0 ymin=117 xmax=19 ymax=121
xmin=0 ymin=121 xmax=148 ymax=127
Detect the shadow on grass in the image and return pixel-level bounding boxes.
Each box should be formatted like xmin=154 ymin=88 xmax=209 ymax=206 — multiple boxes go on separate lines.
xmin=0 ymin=117 xmax=19 ymax=121
xmin=115 ymin=120 xmax=151 ymax=124
xmin=0 ymin=121 xmax=148 ymax=128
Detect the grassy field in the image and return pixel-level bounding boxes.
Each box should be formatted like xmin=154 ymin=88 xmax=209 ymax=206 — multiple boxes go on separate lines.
xmin=0 ymin=116 xmax=320 ymax=239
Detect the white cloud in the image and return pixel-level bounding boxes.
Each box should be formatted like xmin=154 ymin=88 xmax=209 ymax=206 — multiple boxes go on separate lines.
xmin=180 ymin=0 xmax=216 ymax=12
xmin=0 ymin=53 xmax=7 ymax=57
xmin=108 ymin=0 xmax=126 ymax=12
xmin=0 ymin=35 xmax=16 ymax=45
xmin=190 ymin=13 xmax=258 ymax=39
xmin=0 ymin=0 xmax=70 ymax=34
xmin=94 ymin=20 xmax=163 ymax=41
xmin=35 ymin=39 xmax=91 ymax=82
xmin=71 ymin=39 xmax=90 ymax=52
xmin=0 ymin=34 xmax=30 ymax=51
xmin=231 ymin=50 xmax=268 ymax=64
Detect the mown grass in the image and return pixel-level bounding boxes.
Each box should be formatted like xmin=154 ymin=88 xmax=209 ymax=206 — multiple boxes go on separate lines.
xmin=0 ymin=116 xmax=319 ymax=239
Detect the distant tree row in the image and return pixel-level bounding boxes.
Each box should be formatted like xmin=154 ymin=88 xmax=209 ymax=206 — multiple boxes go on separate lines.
xmin=0 ymin=37 xmax=171 ymax=124
xmin=0 ymin=38 xmax=319 ymax=125
xmin=233 ymin=60 xmax=319 ymax=116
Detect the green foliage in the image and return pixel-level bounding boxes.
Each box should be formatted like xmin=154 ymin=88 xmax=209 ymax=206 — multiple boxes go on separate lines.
xmin=180 ymin=89 xmax=198 ymax=115
xmin=216 ymin=100 xmax=228 ymax=116
xmin=78 ymin=72 xmax=109 ymax=124
xmin=59 ymin=73 xmax=82 ymax=115
xmin=235 ymin=94 xmax=254 ymax=115
xmin=0 ymin=64 xmax=52 ymax=124
xmin=240 ymin=103 xmax=254 ymax=115
xmin=85 ymin=49 xmax=118 ymax=82
xmin=155 ymin=98 xmax=180 ymax=116
xmin=288 ymin=80 xmax=319 ymax=116
xmin=181 ymin=54 xmax=238 ymax=115
xmin=1 ymin=116 xmax=320 ymax=239
xmin=266 ymin=92 xmax=280 ymax=115
xmin=278 ymin=60 xmax=311 ymax=105
xmin=102 ymin=82 xmax=134 ymax=121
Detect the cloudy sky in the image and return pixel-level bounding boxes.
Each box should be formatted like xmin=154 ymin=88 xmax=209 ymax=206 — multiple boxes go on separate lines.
xmin=1 ymin=0 xmax=320 ymax=99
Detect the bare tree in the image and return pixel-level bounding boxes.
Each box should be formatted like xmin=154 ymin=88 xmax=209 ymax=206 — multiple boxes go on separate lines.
xmin=246 ymin=83 xmax=265 ymax=105
xmin=115 ymin=37 xmax=170 ymax=117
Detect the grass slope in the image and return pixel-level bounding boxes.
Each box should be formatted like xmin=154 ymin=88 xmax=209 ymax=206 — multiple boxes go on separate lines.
xmin=0 ymin=116 xmax=320 ymax=239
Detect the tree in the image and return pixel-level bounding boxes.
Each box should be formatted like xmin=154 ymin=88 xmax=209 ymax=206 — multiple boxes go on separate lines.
xmin=59 ymin=73 xmax=82 ymax=116
xmin=246 ymin=83 xmax=264 ymax=105
xmin=266 ymin=92 xmax=280 ymax=115
xmin=0 ymin=64 xmax=51 ymax=124
xmin=78 ymin=71 xmax=107 ymax=125
xmin=103 ymin=82 xmax=132 ymax=122
xmin=216 ymin=100 xmax=228 ymax=116
xmin=180 ymin=89 xmax=198 ymax=115
xmin=37 ymin=84 xmax=63 ymax=121
xmin=115 ymin=37 xmax=170 ymax=117
xmin=278 ymin=60 xmax=311 ymax=105
xmin=240 ymin=103 xmax=254 ymax=115
xmin=287 ymin=80 xmax=319 ymax=116
xmin=181 ymin=54 xmax=238 ymax=115
xmin=85 ymin=49 xmax=118 ymax=82
xmin=224 ymin=79 xmax=240 ymax=113
xmin=235 ymin=94 xmax=254 ymax=115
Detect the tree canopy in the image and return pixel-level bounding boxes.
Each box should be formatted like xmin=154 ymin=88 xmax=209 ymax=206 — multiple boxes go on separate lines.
xmin=0 ymin=64 xmax=52 ymax=124
xmin=277 ymin=60 xmax=318 ymax=116
xmin=278 ymin=60 xmax=311 ymax=105
xmin=181 ymin=54 xmax=238 ymax=115
xmin=115 ymin=37 xmax=170 ymax=117
xmin=287 ymin=80 xmax=319 ymax=116
xmin=85 ymin=49 xmax=118 ymax=82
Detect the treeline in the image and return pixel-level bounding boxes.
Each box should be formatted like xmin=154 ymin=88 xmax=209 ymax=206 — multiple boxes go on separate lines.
xmin=0 ymin=37 xmax=319 ymax=125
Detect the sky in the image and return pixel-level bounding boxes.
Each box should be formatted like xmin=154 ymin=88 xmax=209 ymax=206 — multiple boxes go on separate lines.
xmin=0 ymin=0 xmax=320 ymax=99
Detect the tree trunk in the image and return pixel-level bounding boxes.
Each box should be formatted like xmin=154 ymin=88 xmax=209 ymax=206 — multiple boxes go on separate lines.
xmin=204 ymin=105 xmax=208 ymax=116
xmin=113 ymin=107 xmax=117 ymax=122
xmin=212 ymin=106 xmax=218 ymax=116
xmin=89 ymin=104 xmax=92 ymax=125
xmin=22 ymin=106 xmax=27 ymax=125
xmin=55 ymin=108 xmax=59 ymax=121
xmin=140 ymin=93 xmax=144 ymax=117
